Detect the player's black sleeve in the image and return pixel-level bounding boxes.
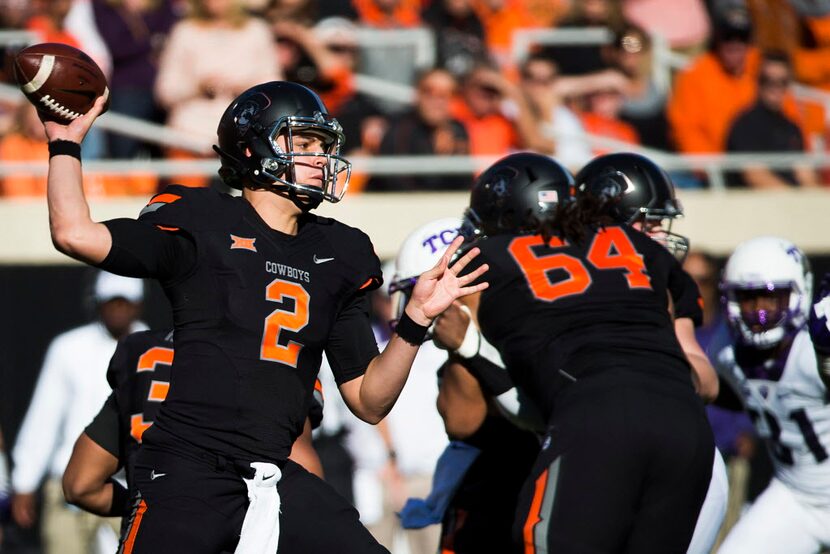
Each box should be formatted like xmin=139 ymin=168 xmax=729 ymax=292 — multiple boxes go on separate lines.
xmin=669 ymin=265 xmax=704 ymax=327
xmin=84 ymin=393 xmax=122 ymax=459
xmin=98 ymin=218 xmax=196 ymax=281
xmin=325 ymin=293 xmax=379 ymax=384
xmin=712 ymin=376 xmax=745 ymax=411
xmin=453 ymin=353 xmax=515 ymax=396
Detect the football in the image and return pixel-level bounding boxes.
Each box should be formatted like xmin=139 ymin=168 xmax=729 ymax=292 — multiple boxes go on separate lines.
xmin=14 ymin=42 xmax=109 ymax=124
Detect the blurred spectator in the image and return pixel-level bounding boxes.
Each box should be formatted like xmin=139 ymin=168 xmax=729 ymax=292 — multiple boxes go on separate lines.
xmin=273 ymin=17 xmax=355 ymax=114
xmin=154 ymin=0 xmax=279 ymax=187
xmin=667 ymin=6 xmax=761 ymax=155
xmin=518 ymin=54 xmax=592 ymax=170
xmin=665 ymin=3 xmax=811 ymax=159
xmin=421 ymin=0 xmax=489 ymax=78
xmin=605 ymin=23 xmax=673 ymax=150
xmin=622 ymin=0 xmax=711 ymax=51
xmin=726 ymin=51 xmax=821 ymax=188
xmin=469 ymin=0 xmax=536 ymax=68
xmin=92 ymin=0 xmax=179 ymax=159
xmin=0 ymin=103 xmax=157 ymax=196
xmin=266 ymin=0 xmax=318 ymax=24
xmin=367 ymin=68 xmax=470 ymax=191
xmin=579 ymin=87 xmax=641 ymax=154
xmin=65 ymin=0 xmax=113 ymax=78
xmin=353 ymin=0 xmax=421 ymax=27
xmin=543 ymin=0 xmax=623 ymax=75
xmin=11 ymin=272 xmax=146 ymax=554
xmin=451 ymin=63 xmax=547 ymax=157
xmin=26 ymin=0 xmax=81 ymax=47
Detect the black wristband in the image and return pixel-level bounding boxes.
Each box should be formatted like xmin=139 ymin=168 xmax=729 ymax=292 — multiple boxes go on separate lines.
xmin=48 ymin=140 xmax=82 ymax=161
xmin=396 ymin=310 xmax=429 ymax=346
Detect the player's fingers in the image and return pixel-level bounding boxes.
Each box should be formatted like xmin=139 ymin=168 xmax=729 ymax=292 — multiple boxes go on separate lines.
xmin=85 ymin=95 xmax=107 ymax=119
xmin=449 ymin=246 xmax=480 ymax=275
xmin=442 ymin=235 xmax=464 ymax=263
xmin=458 ymin=264 xmax=488 ymax=285
xmin=459 ymin=282 xmax=489 ymax=296
xmin=422 ymin=249 xmax=449 ymax=279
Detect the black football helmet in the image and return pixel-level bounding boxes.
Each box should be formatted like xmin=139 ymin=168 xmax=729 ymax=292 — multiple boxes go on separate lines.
xmin=460 ymin=152 xmax=575 ymax=241
xmin=214 ymin=81 xmax=351 ymax=206
xmin=575 ymin=152 xmax=689 ymax=260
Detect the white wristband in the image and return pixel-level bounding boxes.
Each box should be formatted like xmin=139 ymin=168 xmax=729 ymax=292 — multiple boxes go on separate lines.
xmin=455 ymin=305 xmax=481 ymax=359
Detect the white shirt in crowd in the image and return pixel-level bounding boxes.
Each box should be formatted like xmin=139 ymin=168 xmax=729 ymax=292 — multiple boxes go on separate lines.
xmin=12 ymin=320 xmax=146 ymax=494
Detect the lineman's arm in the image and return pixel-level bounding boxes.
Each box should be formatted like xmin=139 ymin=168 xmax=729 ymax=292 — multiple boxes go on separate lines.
xmin=64 ymin=392 xmax=126 ymax=516
xmin=675 ymin=317 xmax=719 ymax=403
xmin=62 ymin=433 xmax=123 ymax=517
xmin=287 ymin=419 xmax=323 ymax=478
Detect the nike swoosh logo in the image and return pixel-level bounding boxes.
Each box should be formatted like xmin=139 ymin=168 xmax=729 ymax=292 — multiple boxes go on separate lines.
xmin=56 ymin=88 xmax=97 ymax=102
xmin=313 ymin=255 xmax=335 ymax=264
xmin=150 ymin=470 xmax=167 ymax=480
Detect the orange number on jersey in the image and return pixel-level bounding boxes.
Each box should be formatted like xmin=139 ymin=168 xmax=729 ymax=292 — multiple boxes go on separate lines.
xmin=508 ymin=228 xmax=653 ymax=302
xmin=508 ymin=235 xmax=591 ymax=302
xmin=586 ymin=227 xmax=652 ymax=289
xmin=261 ymin=279 xmax=310 ymax=367
xmin=131 ymin=346 xmax=174 ymax=443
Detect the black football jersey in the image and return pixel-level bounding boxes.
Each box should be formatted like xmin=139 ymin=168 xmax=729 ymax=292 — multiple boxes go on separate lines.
xmin=103 ymin=185 xmax=380 ymax=464
xmin=475 ymin=224 xmax=692 ymax=422
xmin=670 ymin=265 xmax=704 ymax=327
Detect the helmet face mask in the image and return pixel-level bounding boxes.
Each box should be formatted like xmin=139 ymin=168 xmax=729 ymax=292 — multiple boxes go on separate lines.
xmin=577 ymin=153 xmax=689 ymax=261
xmin=721 ymin=236 xmax=813 ymax=349
xmin=215 ymin=82 xmax=352 ymax=208
xmin=260 ymin=112 xmax=351 ymax=204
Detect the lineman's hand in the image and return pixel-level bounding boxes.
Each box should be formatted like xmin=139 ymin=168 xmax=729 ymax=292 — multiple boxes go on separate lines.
xmin=406 ymin=236 xmax=488 ymax=325
xmin=433 ymin=301 xmax=471 ymax=351
xmin=11 ymin=492 xmax=36 ymax=528
xmin=42 ymin=95 xmax=107 ymax=144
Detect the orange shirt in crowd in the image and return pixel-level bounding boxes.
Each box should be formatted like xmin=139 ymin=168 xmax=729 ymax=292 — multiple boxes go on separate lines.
xmin=319 ymin=65 xmax=355 ymax=116
xmin=352 ymin=0 xmax=421 ymax=28
xmin=668 ymin=48 xmax=806 ymax=153
xmin=450 ymin=99 xmax=518 ymax=157
xmin=471 ymin=0 xmax=537 ymax=64
xmin=579 ymin=112 xmax=640 ymax=155
xmin=0 ymin=134 xmax=157 ymax=197
xmin=26 ymin=16 xmax=81 ymax=47
xmin=793 ymin=16 xmax=830 ymax=92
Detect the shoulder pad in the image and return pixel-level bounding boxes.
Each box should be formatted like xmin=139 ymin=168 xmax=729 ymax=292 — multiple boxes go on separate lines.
xmin=316 ymin=217 xmax=383 ymax=292
xmin=138 ymin=185 xmax=238 ymax=233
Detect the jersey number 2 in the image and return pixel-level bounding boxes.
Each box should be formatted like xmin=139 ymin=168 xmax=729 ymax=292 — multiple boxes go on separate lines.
xmin=261 ymin=279 xmax=310 ymax=367
xmin=508 ymin=227 xmax=651 ymax=302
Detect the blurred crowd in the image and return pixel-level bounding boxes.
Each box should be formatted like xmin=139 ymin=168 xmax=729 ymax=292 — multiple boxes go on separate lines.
xmin=2 ymin=0 xmax=830 ymax=194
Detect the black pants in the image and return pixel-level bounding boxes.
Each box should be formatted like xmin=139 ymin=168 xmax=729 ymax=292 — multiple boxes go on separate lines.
xmin=120 ymin=446 xmax=387 ymax=553
xmin=513 ymin=370 xmax=714 ymax=554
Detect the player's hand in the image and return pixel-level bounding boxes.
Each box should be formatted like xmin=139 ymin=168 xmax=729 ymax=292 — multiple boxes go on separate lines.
xmin=406 ymin=236 xmax=488 ymax=325
xmin=11 ymin=492 xmax=36 ymax=528
xmin=42 ymin=95 xmax=107 ymax=145
xmin=433 ymin=301 xmax=472 ymax=351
